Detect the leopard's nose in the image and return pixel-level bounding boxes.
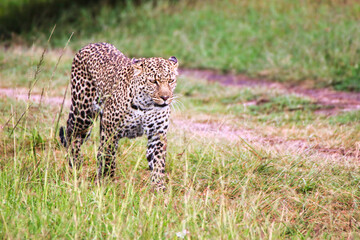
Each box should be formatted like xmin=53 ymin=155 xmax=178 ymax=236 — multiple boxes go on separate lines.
xmin=160 ymin=95 xmax=170 ymax=101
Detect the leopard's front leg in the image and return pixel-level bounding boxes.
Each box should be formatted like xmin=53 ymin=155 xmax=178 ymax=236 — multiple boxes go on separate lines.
xmin=146 ymin=133 xmax=167 ymax=190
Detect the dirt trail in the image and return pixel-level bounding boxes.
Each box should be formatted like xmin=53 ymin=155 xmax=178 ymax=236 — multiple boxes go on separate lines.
xmin=0 ymin=88 xmax=70 ymax=106
xmin=180 ymin=69 xmax=360 ymax=114
xmin=1 ymin=69 xmax=359 ymax=161
xmin=172 ymin=119 xmax=358 ymax=161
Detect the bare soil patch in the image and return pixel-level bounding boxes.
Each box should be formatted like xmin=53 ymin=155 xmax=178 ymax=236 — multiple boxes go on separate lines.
xmin=0 ymin=88 xmax=70 ymax=106
xmin=180 ymin=69 xmax=360 ymax=115
xmin=172 ymin=119 xmax=359 ymax=161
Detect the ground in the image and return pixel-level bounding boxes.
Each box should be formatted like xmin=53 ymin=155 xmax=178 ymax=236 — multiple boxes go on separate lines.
xmin=0 ymin=45 xmax=359 ymax=238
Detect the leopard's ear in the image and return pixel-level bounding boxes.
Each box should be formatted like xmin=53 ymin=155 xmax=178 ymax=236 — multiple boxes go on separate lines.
xmin=132 ymin=58 xmax=143 ymax=76
xmin=169 ymin=56 xmax=178 ymax=75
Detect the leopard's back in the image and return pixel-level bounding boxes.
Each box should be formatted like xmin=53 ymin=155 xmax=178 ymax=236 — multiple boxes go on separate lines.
xmin=72 ymin=42 xmax=131 ymax=97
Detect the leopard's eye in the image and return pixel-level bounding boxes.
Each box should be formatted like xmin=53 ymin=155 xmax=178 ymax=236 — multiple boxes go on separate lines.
xmin=149 ymin=78 xmax=156 ymax=84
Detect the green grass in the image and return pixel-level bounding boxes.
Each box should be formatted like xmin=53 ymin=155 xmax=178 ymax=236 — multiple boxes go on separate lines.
xmin=1 ymin=97 xmax=360 ymax=239
xmin=2 ymin=0 xmax=360 ymax=91
xmin=329 ymin=110 xmax=360 ymax=125
xmin=1 ymin=3 xmax=360 ymax=236
xmin=1 ymin=44 xmax=360 ymax=238
xmin=0 ymin=45 xmax=72 ymax=93
xmin=175 ymin=75 xmax=323 ymax=127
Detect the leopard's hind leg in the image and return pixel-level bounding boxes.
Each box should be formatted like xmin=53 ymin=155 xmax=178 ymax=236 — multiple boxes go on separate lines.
xmin=59 ymin=52 xmax=98 ymax=169
xmin=60 ymin=104 xmax=95 ymax=169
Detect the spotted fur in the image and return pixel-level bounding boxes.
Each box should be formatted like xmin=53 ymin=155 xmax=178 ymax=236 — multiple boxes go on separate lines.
xmin=59 ymin=42 xmax=178 ymax=190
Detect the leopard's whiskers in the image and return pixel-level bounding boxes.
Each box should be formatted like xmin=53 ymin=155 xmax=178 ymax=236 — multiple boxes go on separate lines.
xmin=170 ymin=99 xmax=184 ymax=112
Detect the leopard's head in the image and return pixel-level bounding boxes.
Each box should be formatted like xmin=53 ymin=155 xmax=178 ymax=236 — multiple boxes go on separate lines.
xmin=131 ymin=56 xmax=178 ymax=107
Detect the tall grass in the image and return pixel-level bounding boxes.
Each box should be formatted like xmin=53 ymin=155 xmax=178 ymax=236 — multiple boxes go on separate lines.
xmin=0 ymin=44 xmax=360 ymax=238
xmin=1 ymin=101 xmax=360 ymax=238
xmin=1 ymin=3 xmax=360 ymax=237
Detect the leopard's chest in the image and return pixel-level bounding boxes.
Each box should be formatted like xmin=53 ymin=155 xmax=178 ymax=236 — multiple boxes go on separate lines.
xmin=116 ymin=106 xmax=169 ymax=139
xmin=120 ymin=123 xmax=144 ymax=139
xmin=118 ymin=108 xmax=144 ymax=139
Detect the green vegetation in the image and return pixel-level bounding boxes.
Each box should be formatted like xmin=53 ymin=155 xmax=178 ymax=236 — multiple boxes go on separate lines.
xmin=0 ymin=45 xmax=72 ymax=90
xmin=329 ymin=110 xmax=360 ymax=125
xmin=1 ymin=90 xmax=360 ymax=238
xmin=1 ymin=45 xmax=360 ymax=238
xmin=1 ymin=0 xmax=360 ymax=238
xmin=1 ymin=0 xmax=360 ymax=91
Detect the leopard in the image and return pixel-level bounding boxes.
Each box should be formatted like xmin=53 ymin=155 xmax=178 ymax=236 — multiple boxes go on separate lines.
xmin=59 ymin=42 xmax=178 ymax=190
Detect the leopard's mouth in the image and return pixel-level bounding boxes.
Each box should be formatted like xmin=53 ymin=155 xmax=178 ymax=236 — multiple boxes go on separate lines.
xmin=154 ymin=103 xmax=168 ymax=108
xmin=152 ymin=96 xmax=172 ymax=107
